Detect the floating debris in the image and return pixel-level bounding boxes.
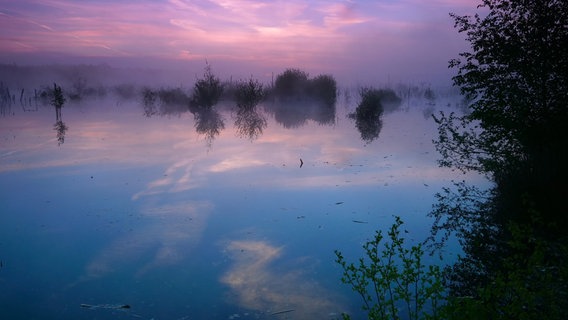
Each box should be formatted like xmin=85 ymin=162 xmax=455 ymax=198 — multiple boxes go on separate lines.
xmin=335 ymin=202 xmax=344 ymax=205
xmin=352 ymin=220 xmax=368 ymax=224
xmin=270 ymin=309 xmax=295 ymax=316
xmin=300 ymin=158 xmax=303 ymax=168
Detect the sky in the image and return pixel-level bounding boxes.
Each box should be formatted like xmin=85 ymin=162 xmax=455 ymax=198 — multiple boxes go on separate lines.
xmin=0 ymin=0 xmax=478 ymax=85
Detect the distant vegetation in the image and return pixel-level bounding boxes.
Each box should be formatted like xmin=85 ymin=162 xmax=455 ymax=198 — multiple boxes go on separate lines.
xmin=0 ymin=63 xmax=458 ymax=147
xmin=233 ymin=77 xmax=267 ymax=140
xmin=348 ymin=88 xmax=402 ymax=144
xmin=190 ymin=62 xmax=224 ymax=111
xmin=269 ymin=68 xmax=337 ymax=107
xmin=263 ymin=68 xmax=338 ymax=128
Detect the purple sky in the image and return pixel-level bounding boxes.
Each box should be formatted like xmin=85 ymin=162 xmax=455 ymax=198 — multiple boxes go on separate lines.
xmin=0 ymin=0 xmax=478 ymax=85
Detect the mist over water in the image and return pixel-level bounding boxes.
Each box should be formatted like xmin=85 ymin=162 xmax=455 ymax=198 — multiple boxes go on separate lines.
xmin=0 ymin=65 xmax=485 ymax=319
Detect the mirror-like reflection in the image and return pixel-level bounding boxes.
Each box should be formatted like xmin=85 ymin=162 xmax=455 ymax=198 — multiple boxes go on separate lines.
xmin=221 ymin=240 xmax=344 ymax=318
xmin=0 ymin=66 xmax=484 ymax=320
xmin=233 ymin=78 xmax=267 ymax=141
xmin=191 ymin=107 xmax=225 ymax=146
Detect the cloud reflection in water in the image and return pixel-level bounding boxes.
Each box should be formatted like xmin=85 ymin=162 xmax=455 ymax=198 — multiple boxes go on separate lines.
xmin=221 ymin=240 xmax=344 ymax=318
xmin=73 ymin=201 xmax=211 ymax=285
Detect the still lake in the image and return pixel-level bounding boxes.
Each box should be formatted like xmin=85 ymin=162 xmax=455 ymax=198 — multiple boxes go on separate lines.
xmin=0 ymin=91 xmax=484 ymax=319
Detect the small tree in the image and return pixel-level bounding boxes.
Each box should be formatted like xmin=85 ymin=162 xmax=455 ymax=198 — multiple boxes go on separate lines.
xmin=234 ymin=77 xmax=265 ymax=111
xmin=309 ymin=74 xmax=337 ymax=107
xmin=51 ymin=83 xmax=66 ymax=109
xmin=191 ymin=62 xmax=223 ymax=110
xmin=335 ymin=216 xmax=446 ymax=320
xmin=51 ymin=83 xmax=66 ymax=122
xmin=273 ymin=68 xmax=309 ymax=100
xmin=233 ymin=77 xmax=267 ymax=140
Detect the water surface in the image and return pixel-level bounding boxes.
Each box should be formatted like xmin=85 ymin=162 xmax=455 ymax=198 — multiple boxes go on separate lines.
xmin=0 ymin=95 xmax=482 ymax=319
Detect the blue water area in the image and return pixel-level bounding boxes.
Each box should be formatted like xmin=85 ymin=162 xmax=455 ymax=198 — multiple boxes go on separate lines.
xmin=0 ymin=95 xmax=486 ymax=319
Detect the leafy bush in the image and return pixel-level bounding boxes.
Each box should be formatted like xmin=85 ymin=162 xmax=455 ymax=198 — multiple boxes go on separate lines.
xmin=273 ymin=68 xmax=309 ymax=99
xmin=308 ymin=74 xmax=337 ymax=107
xmin=272 ymin=68 xmax=337 ymax=106
xmin=335 ymin=216 xmax=446 ymax=320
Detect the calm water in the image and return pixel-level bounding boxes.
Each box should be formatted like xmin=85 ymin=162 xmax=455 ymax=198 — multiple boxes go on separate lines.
xmin=0 ymin=94 xmax=483 ymax=319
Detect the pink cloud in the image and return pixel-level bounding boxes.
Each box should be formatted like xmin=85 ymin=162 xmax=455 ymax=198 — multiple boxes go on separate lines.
xmin=1 ymin=0 xmax=477 ymax=83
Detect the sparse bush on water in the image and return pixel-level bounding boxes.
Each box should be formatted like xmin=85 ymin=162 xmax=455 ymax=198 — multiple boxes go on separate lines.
xmin=191 ymin=62 xmax=224 ymax=110
xmin=234 ymin=77 xmax=265 ymax=111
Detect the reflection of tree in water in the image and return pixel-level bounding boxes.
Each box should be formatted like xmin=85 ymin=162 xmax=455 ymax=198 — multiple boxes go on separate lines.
xmin=267 ymin=100 xmax=335 ymax=129
xmin=51 ymin=83 xmax=68 ymax=146
xmin=192 ymin=108 xmax=225 ymax=146
xmin=53 ymin=120 xmax=68 ymax=146
xmin=235 ymin=108 xmax=266 ymax=140
xmin=266 ymin=69 xmax=337 ymax=129
xmin=233 ymin=78 xmax=267 ymax=140
xmin=0 ymin=82 xmax=13 ymax=116
xmin=349 ymin=88 xmax=386 ymax=144
xmin=142 ymin=87 xmax=190 ymax=118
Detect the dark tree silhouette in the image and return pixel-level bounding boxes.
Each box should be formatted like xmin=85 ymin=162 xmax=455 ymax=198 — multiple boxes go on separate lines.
xmin=272 ymin=68 xmax=309 ymax=101
xmin=193 ymin=108 xmax=224 ymax=147
xmin=349 ymin=88 xmax=386 ymax=144
xmin=51 ymin=83 xmax=65 ymax=120
xmin=234 ymin=78 xmax=267 ymax=140
xmin=51 ymin=83 xmax=68 ymax=145
xmin=53 ymin=120 xmax=68 ymax=146
xmin=430 ymin=0 xmax=568 ymax=317
xmin=267 ymin=68 xmax=337 ymax=128
xmin=191 ymin=62 xmax=223 ymax=110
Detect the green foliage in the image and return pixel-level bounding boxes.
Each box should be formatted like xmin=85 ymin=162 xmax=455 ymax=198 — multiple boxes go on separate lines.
xmin=191 ymin=62 xmax=224 ymax=110
xmin=443 ymin=216 xmax=568 ymax=320
xmin=440 ymin=0 xmax=568 ymax=178
xmin=335 ymin=216 xmax=446 ymax=320
xmin=430 ymin=1 xmax=568 ymax=318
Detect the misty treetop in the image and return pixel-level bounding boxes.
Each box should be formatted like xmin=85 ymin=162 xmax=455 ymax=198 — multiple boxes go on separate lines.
xmin=271 ymin=68 xmax=338 ymax=107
